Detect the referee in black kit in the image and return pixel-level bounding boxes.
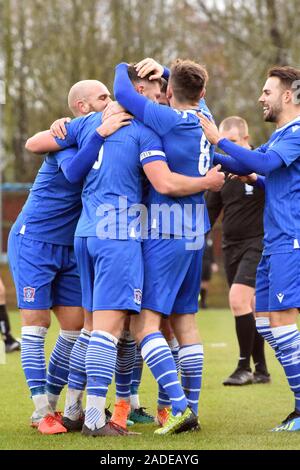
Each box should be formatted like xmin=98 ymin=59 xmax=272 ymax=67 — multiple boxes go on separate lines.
xmin=206 ymin=116 xmax=270 ymax=386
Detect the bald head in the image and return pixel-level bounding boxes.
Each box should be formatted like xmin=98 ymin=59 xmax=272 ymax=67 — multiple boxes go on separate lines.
xmin=219 ymin=116 xmax=250 ymax=148
xmin=68 ymin=80 xmax=111 ymax=117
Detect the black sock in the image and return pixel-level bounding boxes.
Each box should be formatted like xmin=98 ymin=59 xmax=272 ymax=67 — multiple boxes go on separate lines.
xmin=235 ymin=313 xmax=255 ymax=371
xmin=0 ymin=304 xmax=13 ymax=343
xmin=200 ymin=288 xmax=207 ymax=308
xmin=252 ymin=330 xmax=268 ymax=374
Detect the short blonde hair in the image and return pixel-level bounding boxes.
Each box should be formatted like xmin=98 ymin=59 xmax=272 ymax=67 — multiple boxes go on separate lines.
xmin=219 ymin=116 xmax=249 ymax=138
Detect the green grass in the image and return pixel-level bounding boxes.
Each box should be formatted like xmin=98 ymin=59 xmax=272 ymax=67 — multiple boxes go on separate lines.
xmin=1 ymin=309 xmax=300 ymax=450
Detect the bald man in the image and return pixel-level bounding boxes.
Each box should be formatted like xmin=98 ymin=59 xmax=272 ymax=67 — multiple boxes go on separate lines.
xmin=206 ymin=116 xmax=270 ymax=386
xmin=8 ymin=80 xmax=129 ymax=434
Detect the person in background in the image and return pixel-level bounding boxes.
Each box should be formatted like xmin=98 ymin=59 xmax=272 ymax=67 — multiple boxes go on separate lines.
xmin=0 ymin=275 xmax=21 ymax=353
xmin=206 ymin=116 xmax=270 ymax=386
xmin=200 ymin=235 xmax=218 ymax=309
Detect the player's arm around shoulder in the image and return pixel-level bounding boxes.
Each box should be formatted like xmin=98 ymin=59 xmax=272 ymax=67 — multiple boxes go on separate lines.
xmin=25 ymin=115 xmax=82 ymax=154
xmin=25 ymin=130 xmax=60 ymax=154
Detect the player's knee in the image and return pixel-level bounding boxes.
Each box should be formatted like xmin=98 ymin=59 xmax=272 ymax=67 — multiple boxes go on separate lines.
xmin=229 ymin=292 xmax=251 ymax=315
xmin=21 ymin=313 xmax=51 ymax=328
xmin=59 ymin=317 xmax=83 ymax=331
xmin=170 ymin=315 xmax=199 ymax=345
xmin=160 ymin=318 xmax=174 ymax=341
xmin=129 ymin=312 xmax=159 ymax=345
xmin=129 ymin=316 xmax=142 ymax=344
xmin=83 ymin=312 xmax=93 ymax=332
xmin=269 ymin=309 xmax=298 ymax=328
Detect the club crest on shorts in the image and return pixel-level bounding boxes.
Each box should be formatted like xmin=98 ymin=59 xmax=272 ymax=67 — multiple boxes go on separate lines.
xmin=23 ymin=286 xmax=35 ymax=303
xmin=134 ymin=289 xmax=142 ymax=305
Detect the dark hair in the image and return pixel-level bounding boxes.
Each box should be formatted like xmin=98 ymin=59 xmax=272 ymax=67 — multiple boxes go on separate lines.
xmin=170 ymin=59 xmax=208 ymax=103
xmin=127 ymin=64 xmax=161 ymax=86
xmin=160 ymin=78 xmax=168 ymax=94
xmin=268 ymin=66 xmax=300 ymax=89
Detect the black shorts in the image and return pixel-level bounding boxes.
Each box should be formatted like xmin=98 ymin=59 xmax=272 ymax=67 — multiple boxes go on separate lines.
xmin=201 ymin=259 xmax=212 ymax=282
xmin=223 ymin=237 xmax=263 ymax=288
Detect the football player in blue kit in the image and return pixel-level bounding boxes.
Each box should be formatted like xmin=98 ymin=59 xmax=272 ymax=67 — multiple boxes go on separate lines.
xmin=26 ymin=65 xmax=224 ymax=436
xmin=114 ymin=58 xmax=218 ymax=434
xmin=199 ymin=65 xmax=300 ymax=432
xmin=10 ymin=79 xmax=129 ymax=434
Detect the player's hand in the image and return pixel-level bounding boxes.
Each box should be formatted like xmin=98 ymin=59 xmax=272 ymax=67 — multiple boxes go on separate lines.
xmin=97 ymin=112 xmax=133 ymax=138
xmin=228 ymin=173 xmax=258 ymax=184
xmin=135 ymin=58 xmax=164 ymax=80
xmin=50 ymin=117 xmax=71 ymax=140
xmin=198 ymin=112 xmax=221 ymax=145
xmin=102 ymin=101 xmax=126 ymax=122
xmin=205 ymin=164 xmax=225 ymax=192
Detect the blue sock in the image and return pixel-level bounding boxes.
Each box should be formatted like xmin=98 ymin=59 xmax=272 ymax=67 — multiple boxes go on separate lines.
xmin=256 ymin=317 xmax=281 ymax=363
xmin=169 ymin=337 xmax=180 ymax=373
xmin=272 ymin=324 xmax=300 ymax=412
xmin=179 ymin=344 xmax=203 ymax=415
xmin=157 ymin=384 xmax=171 ymax=408
xmin=115 ymin=331 xmax=136 ymax=400
xmin=141 ymin=332 xmax=188 ymax=416
xmin=86 ymin=330 xmax=118 ymax=397
xmin=157 ymin=338 xmax=179 ymax=409
xmin=21 ymin=326 xmax=48 ymax=396
xmin=130 ymin=345 xmax=143 ymax=395
xmin=46 ymin=329 xmax=80 ymax=410
xmin=85 ymin=330 xmax=118 ymax=430
xmin=68 ymin=328 xmax=91 ymax=390
xmin=130 ymin=345 xmax=143 ymax=409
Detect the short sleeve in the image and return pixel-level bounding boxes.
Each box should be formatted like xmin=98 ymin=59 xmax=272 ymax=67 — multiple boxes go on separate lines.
xmin=54 ymin=117 xmax=83 ymax=149
xmin=139 ymin=127 xmax=167 ymax=166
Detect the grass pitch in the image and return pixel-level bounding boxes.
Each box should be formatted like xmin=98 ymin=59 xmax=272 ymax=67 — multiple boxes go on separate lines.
xmin=1 ymin=309 xmax=300 ymax=450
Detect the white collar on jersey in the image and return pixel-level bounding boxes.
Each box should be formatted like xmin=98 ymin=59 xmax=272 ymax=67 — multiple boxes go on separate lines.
xmin=275 ymin=115 xmax=300 ymax=133
xmin=184 ymin=109 xmax=199 ymax=115
xmin=174 ymin=108 xmax=199 ymax=115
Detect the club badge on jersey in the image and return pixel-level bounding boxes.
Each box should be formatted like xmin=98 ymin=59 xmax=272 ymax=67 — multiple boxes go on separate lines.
xmin=23 ymin=287 xmax=36 ymax=303
xmin=134 ymin=289 xmax=142 ymax=305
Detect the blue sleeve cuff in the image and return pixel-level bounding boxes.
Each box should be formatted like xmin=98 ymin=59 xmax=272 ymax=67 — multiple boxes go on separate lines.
xmin=253 ymin=175 xmax=265 ymax=190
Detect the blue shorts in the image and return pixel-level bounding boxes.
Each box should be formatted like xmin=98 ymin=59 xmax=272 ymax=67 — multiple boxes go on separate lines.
xmin=142 ymin=237 xmax=203 ymax=316
xmin=256 ymin=251 xmax=300 ymax=312
xmin=8 ymin=232 xmax=82 ymax=309
xmin=74 ymin=237 xmax=143 ymax=313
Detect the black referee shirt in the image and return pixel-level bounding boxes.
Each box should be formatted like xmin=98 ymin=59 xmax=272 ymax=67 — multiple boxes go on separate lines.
xmin=206 ymin=175 xmax=264 ymax=246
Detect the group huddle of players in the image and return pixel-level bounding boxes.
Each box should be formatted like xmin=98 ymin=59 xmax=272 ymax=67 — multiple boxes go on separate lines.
xmin=8 ymin=57 xmax=300 ymax=436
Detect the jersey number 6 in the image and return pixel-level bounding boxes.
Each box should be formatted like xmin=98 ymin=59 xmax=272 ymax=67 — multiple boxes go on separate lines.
xmin=198 ymin=134 xmax=211 ymax=176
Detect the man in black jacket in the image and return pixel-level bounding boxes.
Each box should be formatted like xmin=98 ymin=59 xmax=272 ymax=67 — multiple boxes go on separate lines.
xmin=206 ymin=116 xmax=270 ymax=385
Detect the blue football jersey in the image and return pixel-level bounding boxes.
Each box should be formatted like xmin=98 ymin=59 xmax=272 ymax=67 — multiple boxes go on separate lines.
xmin=257 ymin=117 xmax=300 ymax=255
xmin=12 ymin=147 xmax=82 ymax=246
xmin=55 ymin=113 xmax=166 ymax=239
xmin=143 ymin=102 xmax=213 ymax=236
